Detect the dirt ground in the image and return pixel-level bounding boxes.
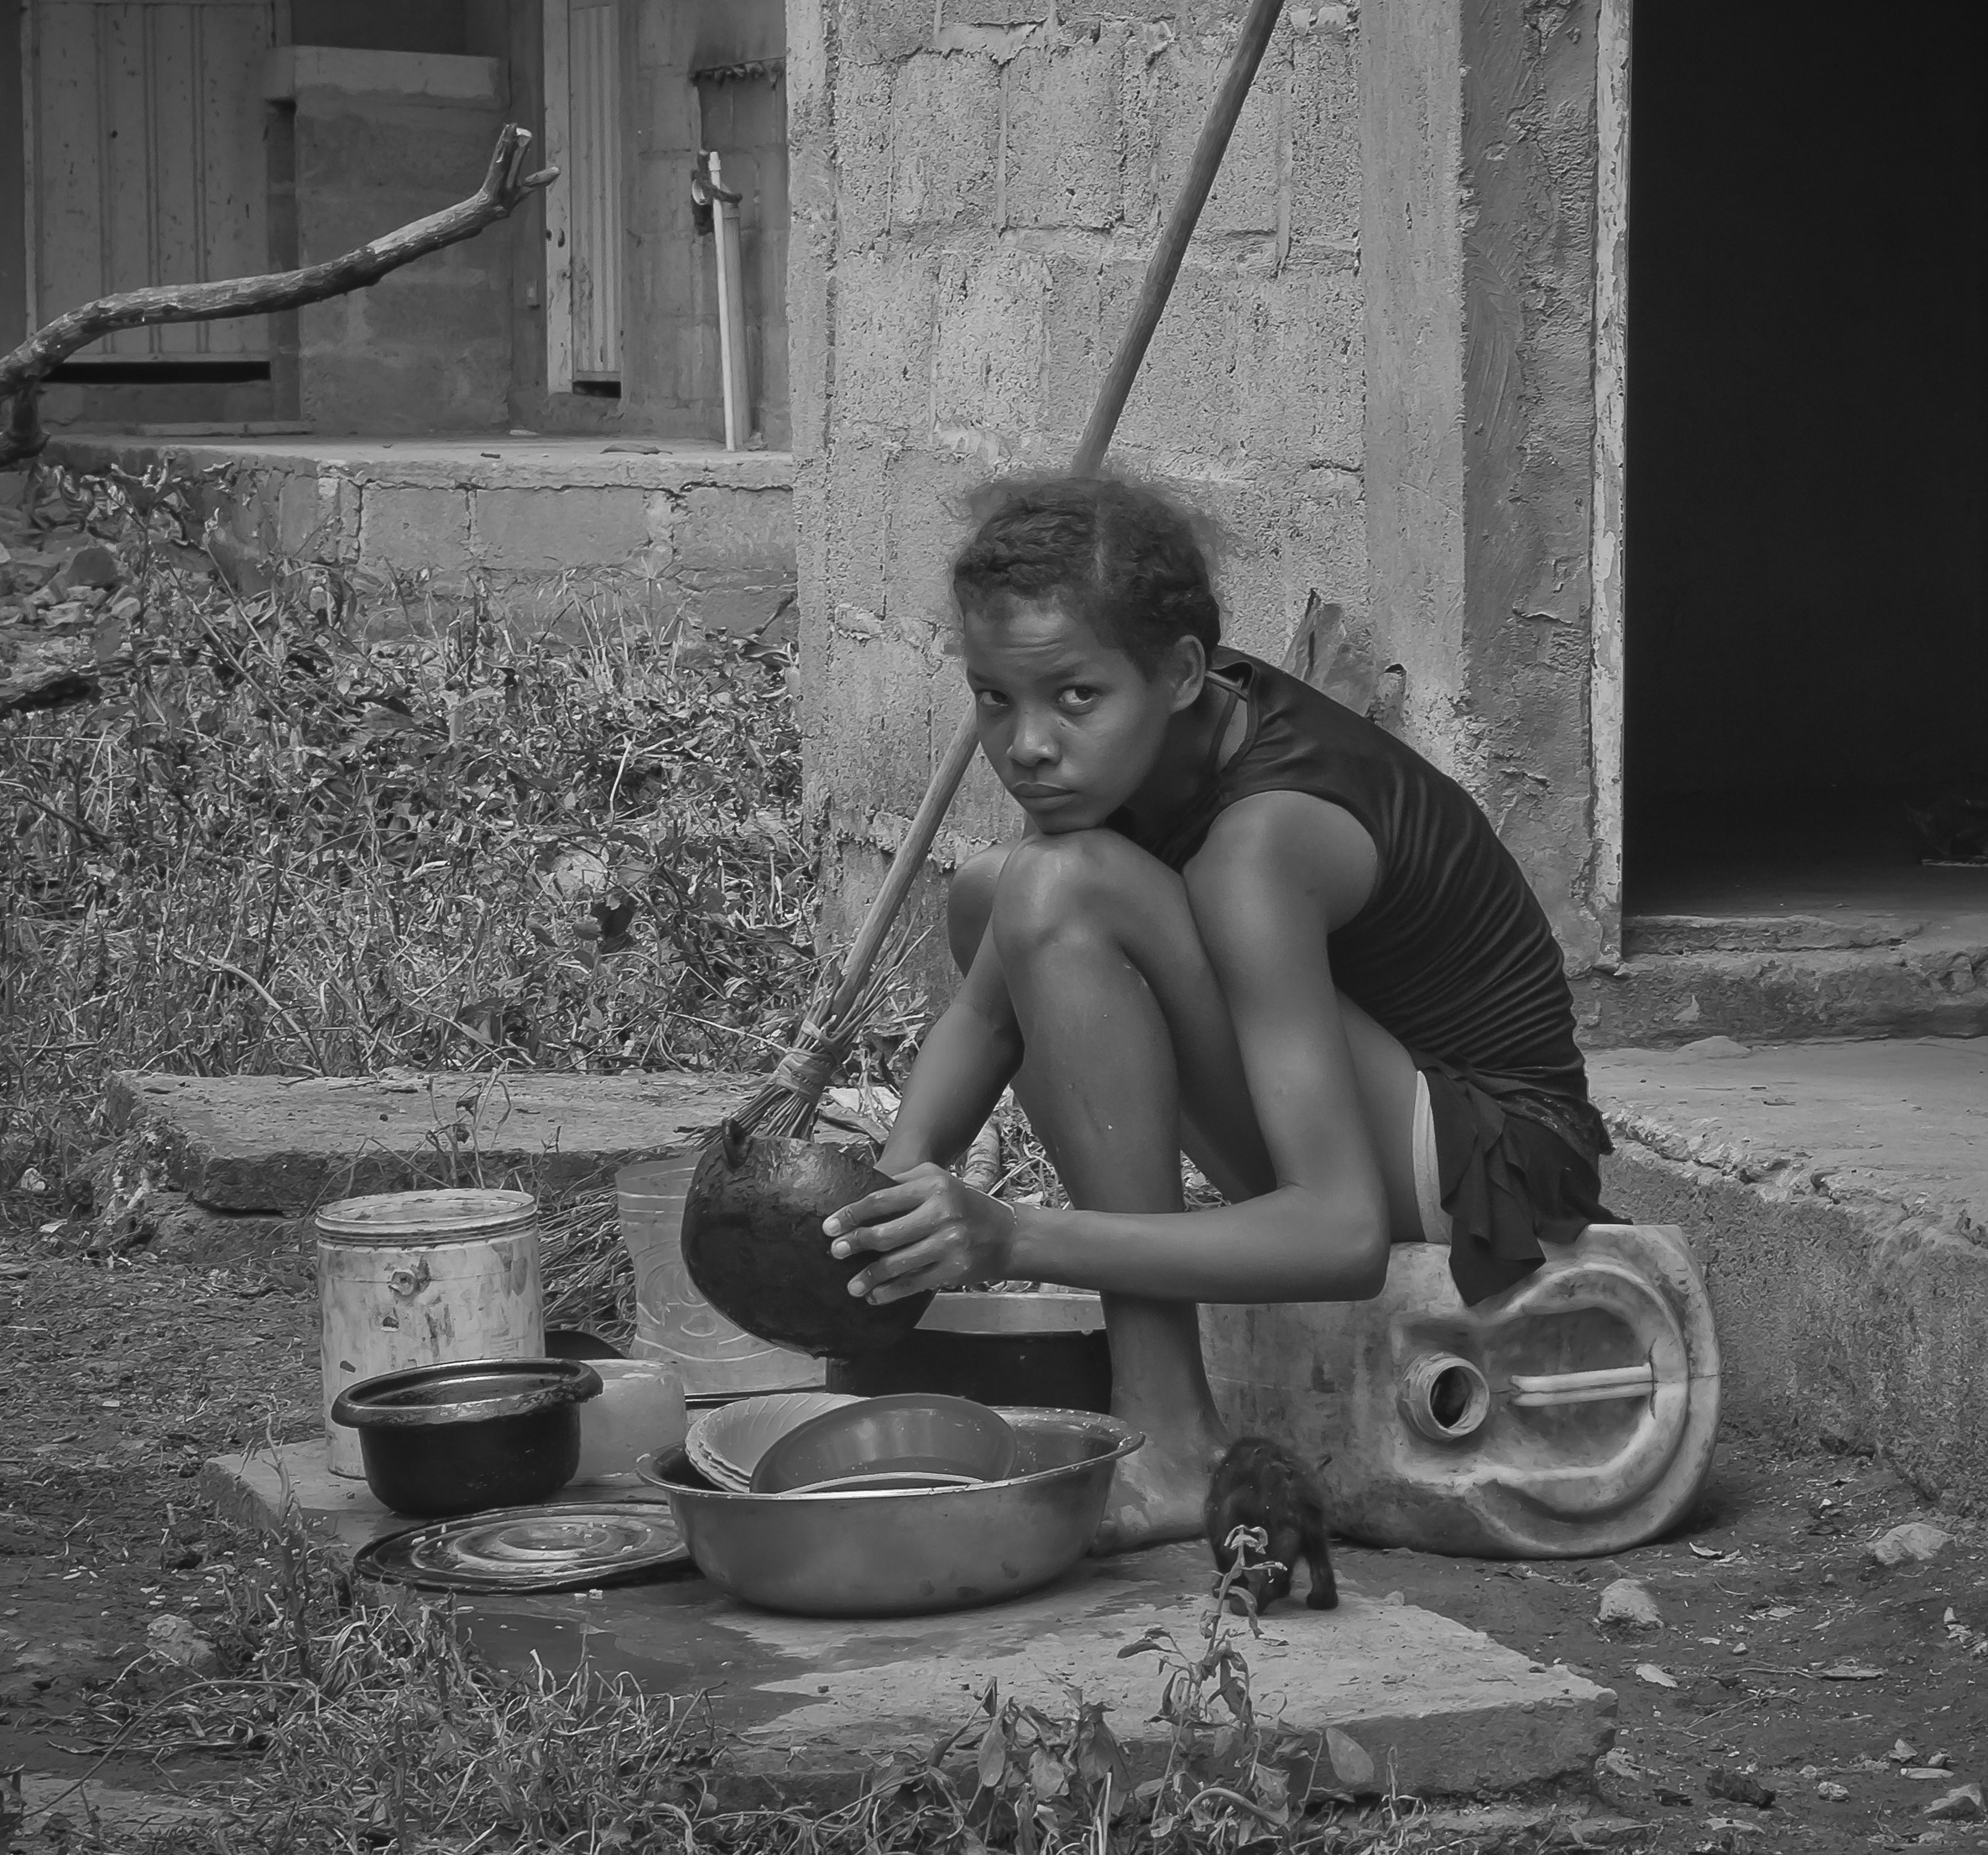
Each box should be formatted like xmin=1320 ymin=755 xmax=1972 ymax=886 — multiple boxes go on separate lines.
xmin=2 ymin=1227 xmax=1984 ymax=1853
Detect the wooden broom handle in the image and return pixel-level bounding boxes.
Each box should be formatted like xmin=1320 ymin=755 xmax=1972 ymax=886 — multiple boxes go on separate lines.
xmin=822 ymin=0 xmax=1287 ymax=1024
xmin=1072 ymin=0 xmax=1286 ymax=476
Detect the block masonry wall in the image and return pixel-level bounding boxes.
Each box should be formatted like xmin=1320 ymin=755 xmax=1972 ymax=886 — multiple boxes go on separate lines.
xmin=790 ymin=0 xmax=1368 ymax=951
xmin=791 ymin=0 xmax=1610 ymax=970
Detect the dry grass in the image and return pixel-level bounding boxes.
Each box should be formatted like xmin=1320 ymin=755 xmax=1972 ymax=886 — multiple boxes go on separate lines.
xmin=1 ymin=461 xmax=818 ymax=1206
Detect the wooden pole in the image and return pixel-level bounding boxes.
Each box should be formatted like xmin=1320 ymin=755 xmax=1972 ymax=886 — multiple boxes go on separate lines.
xmin=710 ymin=154 xmax=753 ymax=450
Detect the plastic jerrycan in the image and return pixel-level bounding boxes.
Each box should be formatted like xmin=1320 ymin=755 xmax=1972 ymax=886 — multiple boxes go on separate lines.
xmin=1201 ymin=1224 xmax=1720 ymax=1557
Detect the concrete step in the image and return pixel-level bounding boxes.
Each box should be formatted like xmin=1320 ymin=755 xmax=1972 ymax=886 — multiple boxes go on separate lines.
xmin=1579 ymin=857 xmax=1988 ymax=1048
xmin=205 ymin=1441 xmax=1616 ymax=1807
xmin=1574 ymin=937 xmax=1987 ymax=1049
xmin=101 ymin=1068 xmax=754 ymax=1214
xmin=1591 ymin=1035 xmax=1988 ymax=1508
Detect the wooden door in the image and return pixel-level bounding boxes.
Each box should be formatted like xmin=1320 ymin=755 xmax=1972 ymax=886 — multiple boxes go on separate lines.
xmin=23 ymin=0 xmax=274 ymax=358
xmin=543 ymin=0 xmax=624 ymax=390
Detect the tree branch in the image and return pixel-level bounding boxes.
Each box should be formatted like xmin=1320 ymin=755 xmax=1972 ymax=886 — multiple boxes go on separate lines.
xmin=0 ymin=123 xmax=556 ymax=466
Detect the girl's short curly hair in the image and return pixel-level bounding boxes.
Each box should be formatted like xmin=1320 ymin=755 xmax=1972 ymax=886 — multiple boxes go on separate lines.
xmin=950 ymin=475 xmax=1222 ymax=674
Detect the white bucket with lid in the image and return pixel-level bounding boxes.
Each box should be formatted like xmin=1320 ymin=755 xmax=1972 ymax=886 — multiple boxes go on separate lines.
xmin=617 ymin=1156 xmax=822 ymax=1395
xmin=316 ymin=1188 xmax=545 ymax=1477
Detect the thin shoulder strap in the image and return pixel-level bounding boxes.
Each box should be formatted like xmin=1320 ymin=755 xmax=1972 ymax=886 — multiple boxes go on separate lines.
xmin=1203 ymin=677 xmax=1241 ymax=781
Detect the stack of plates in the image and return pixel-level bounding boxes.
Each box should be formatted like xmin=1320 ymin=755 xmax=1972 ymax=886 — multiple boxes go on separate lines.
xmin=684 ymin=1391 xmax=860 ymax=1491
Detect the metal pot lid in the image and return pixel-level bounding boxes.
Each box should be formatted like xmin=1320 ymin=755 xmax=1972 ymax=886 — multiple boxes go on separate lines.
xmin=354 ymin=1501 xmax=692 ymax=1594
xmin=331 ymin=1357 xmax=603 ymax=1430
xmin=315 ymin=1190 xmax=539 ymax=1243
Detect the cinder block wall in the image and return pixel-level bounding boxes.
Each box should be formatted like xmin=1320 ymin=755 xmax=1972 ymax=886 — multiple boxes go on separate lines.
xmin=791 ymin=0 xmax=1368 ymax=950
xmin=794 ymin=0 xmax=1610 ymax=967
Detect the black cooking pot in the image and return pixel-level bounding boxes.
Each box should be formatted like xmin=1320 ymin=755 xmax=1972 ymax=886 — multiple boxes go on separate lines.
xmin=331 ymin=1358 xmax=603 ymax=1518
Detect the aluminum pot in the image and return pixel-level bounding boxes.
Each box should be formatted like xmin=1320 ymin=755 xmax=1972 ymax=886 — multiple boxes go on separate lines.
xmin=331 ymin=1357 xmax=603 ymax=1519
xmin=642 ymin=1408 xmax=1141 ymax=1617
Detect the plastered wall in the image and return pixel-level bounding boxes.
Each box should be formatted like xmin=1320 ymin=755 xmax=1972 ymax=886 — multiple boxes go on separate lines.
xmin=793 ymin=0 xmax=1608 ymax=969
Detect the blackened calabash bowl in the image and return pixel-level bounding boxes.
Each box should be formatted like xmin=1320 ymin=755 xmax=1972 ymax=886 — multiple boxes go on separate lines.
xmin=679 ymin=1128 xmax=934 ymax=1357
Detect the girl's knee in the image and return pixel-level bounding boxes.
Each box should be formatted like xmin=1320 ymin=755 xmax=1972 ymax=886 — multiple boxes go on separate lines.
xmin=992 ymin=831 xmax=1166 ymax=953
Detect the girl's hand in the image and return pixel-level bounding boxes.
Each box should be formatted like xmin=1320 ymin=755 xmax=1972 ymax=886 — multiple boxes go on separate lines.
xmin=823 ymin=1164 xmax=1019 ymax=1303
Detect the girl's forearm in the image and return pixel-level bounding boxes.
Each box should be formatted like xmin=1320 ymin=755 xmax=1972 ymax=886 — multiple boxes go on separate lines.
xmin=1007 ymin=1185 xmax=1388 ymax=1303
xmin=877 ymin=996 xmax=1023 ymax=1173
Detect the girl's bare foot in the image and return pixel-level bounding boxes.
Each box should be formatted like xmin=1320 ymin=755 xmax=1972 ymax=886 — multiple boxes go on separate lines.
xmin=1090 ymin=1419 xmax=1228 ymax=1555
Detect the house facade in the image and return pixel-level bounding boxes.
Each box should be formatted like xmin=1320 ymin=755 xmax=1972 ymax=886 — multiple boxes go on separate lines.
xmin=3 ymin=0 xmax=1981 ymax=1026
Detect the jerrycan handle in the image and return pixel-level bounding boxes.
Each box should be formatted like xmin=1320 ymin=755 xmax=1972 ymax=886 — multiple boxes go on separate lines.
xmin=1508 ymin=1363 xmax=1657 ymax=1407
xmin=1489 ymin=1259 xmax=1692 ymax=1520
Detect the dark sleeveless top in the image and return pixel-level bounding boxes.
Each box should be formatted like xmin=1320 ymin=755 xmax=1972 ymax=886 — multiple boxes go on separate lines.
xmin=1109 ymin=648 xmax=1614 ymax=1304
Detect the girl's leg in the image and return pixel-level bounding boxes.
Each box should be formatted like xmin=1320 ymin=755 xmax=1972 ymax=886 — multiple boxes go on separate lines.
xmin=949 ymin=832 xmax=1423 ymax=1550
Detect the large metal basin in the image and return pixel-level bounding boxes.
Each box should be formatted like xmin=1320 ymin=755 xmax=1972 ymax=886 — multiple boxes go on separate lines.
xmin=650 ymin=1408 xmax=1141 ymax=1617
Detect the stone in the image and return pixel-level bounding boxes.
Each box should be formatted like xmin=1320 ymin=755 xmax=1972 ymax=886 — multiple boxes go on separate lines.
xmin=206 ymin=1438 xmax=1620 ymax=1805
xmin=1865 ymin=1522 xmax=1954 ymax=1567
xmin=1596 ymin=1578 xmax=1662 ymax=1631
xmin=1706 ymin=1767 xmax=1775 ymax=1808
xmin=53 ymin=543 xmax=124 ymax=592
xmin=1596 ymin=1748 xmax=1646 ymax=1785
xmin=1924 ymin=1785 xmax=1984 ymax=1821
xmin=1675 ymin=1034 xmax=1754 ymax=1060
xmin=145 ymin=1615 xmax=218 ymax=1675
xmin=1816 ymin=1780 xmax=1850 ymax=1800
xmin=0 ymin=626 xmax=97 ymax=713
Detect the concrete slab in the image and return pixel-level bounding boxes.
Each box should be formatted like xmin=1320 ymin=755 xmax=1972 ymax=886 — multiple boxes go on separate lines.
xmin=105 ymin=1069 xmax=754 ymax=1212
xmin=1590 ymin=1036 xmax=1988 ymax=1508
xmin=204 ymin=1441 xmax=1615 ymax=1805
xmin=48 ymin=435 xmax=796 ymax=496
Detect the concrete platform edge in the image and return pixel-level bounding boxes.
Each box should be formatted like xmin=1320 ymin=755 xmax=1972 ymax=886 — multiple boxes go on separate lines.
xmin=1602 ymin=1129 xmax=1988 ymax=1511
xmin=201 ymin=1446 xmax=1616 ymax=1809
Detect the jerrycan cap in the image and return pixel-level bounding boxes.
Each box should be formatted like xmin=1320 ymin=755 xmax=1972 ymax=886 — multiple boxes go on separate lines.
xmin=1399 ymin=1354 xmax=1491 ymax=1441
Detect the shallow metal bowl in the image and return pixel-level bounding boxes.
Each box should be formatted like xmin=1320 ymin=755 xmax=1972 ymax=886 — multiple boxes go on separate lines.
xmin=749 ymin=1392 xmax=1018 ymax=1493
xmin=643 ymin=1408 xmax=1142 ymax=1617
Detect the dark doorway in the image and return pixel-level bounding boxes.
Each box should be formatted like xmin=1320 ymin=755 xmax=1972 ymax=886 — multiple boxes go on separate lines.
xmin=1624 ymin=6 xmax=1988 ymax=928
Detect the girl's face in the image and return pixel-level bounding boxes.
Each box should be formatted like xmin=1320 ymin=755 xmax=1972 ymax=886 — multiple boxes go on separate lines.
xmin=960 ymin=596 xmax=1203 ymax=832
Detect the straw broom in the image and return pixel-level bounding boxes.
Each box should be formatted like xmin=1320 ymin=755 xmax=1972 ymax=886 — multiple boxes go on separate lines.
xmin=727 ymin=0 xmax=1288 ymax=1143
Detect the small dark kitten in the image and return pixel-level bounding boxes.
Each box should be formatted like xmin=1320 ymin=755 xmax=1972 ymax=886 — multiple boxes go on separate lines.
xmin=1203 ymin=1436 xmax=1338 ymax=1613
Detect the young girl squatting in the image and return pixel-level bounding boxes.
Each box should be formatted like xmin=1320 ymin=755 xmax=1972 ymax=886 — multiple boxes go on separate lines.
xmin=822 ymin=478 xmax=1613 ymax=1551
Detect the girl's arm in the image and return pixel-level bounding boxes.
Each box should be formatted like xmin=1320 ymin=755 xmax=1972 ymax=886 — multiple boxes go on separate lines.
xmin=827 ymin=793 xmax=1396 ymax=1304
xmin=872 ymin=935 xmax=1023 ymax=1174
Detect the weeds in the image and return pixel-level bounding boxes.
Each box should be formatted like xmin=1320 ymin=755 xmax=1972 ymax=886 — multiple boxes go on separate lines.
xmin=59 ymin=1511 xmax=1512 ymax=1855
xmin=1 ymin=461 xmax=816 ymax=1201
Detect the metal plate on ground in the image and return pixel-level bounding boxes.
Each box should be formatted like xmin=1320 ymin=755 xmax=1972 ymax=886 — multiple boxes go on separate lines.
xmin=355 ymin=1501 xmax=695 ymax=1593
